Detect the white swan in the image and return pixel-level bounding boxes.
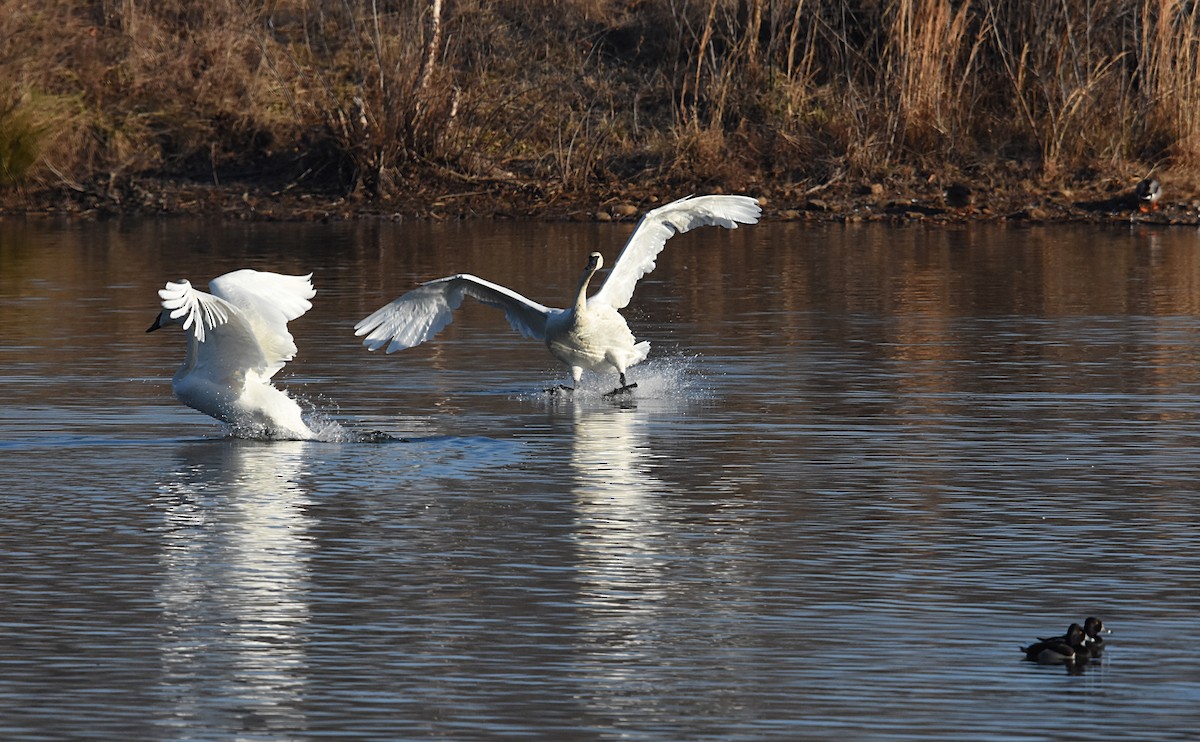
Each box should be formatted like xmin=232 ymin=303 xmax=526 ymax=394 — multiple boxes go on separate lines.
xmin=147 ymin=269 xmax=317 ymax=439
xmin=355 ymin=194 xmax=761 ymax=395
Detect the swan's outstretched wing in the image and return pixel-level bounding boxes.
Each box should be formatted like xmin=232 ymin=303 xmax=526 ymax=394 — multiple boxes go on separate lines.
xmin=591 ymin=194 xmax=762 ymax=310
xmin=208 ymin=270 xmax=315 ymax=378
xmin=158 ymin=279 xmax=236 ymax=344
xmin=158 ymin=279 xmax=270 ymax=384
xmin=355 ymin=274 xmax=555 ymax=353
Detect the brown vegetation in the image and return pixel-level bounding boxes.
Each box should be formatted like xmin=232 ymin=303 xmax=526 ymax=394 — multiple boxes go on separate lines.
xmin=4 ymin=0 xmax=1200 ymax=220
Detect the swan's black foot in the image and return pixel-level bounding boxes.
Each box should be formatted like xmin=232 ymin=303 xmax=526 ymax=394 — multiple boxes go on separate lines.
xmin=357 ymin=430 xmax=406 ymax=443
xmin=603 ymin=382 xmax=637 ymax=398
xmin=546 ymin=384 xmax=575 ymax=395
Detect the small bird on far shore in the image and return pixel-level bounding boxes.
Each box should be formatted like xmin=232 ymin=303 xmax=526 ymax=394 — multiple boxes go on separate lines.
xmin=1136 ymin=176 xmax=1161 ymax=213
xmin=943 ymin=182 xmax=974 ymax=212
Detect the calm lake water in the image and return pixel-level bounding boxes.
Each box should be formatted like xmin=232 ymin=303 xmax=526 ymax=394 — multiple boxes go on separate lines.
xmin=2 ymin=216 xmax=1200 ymax=740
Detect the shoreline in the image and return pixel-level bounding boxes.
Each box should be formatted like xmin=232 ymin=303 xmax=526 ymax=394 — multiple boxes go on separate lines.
xmin=1 ymin=173 xmax=1194 ymax=226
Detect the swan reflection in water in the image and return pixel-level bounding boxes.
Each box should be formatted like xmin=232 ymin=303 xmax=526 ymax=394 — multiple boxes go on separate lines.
xmin=568 ymin=405 xmax=669 ymax=662
xmin=567 ymin=401 xmax=763 ymax=718
xmin=154 ymin=440 xmax=314 ymax=735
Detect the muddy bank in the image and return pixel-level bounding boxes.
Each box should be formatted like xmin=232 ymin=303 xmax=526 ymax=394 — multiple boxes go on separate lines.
xmin=2 ymin=169 xmax=1195 ymax=226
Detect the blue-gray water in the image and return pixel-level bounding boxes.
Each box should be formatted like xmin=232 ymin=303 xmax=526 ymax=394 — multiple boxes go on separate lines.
xmin=2 ymin=218 xmax=1199 ymax=739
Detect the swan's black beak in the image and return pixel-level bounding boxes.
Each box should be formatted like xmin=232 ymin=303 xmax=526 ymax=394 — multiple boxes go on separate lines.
xmin=146 ymin=314 xmax=163 ymax=333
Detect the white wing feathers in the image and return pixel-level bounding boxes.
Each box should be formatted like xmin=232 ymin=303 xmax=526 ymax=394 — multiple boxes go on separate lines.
xmin=208 ymin=270 xmax=315 ymax=377
xmin=210 ymin=270 xmax=315 ymax=325
xmin=592 ymin=194 xmax=761 ymax=310
xmin=158 ymin=279 xmax=234 ymax=344
xmin=355 ymin=274 xmax=554 ymax=353
xmin=161 ymin=270 xmax=314 ymax=379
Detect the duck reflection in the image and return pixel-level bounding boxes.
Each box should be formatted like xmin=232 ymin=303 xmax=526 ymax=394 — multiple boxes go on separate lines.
xmin=155 ymin=440 xmax=314 ymax=734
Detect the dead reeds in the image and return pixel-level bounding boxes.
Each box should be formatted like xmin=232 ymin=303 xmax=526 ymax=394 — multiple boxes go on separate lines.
xmin=1140 ymin=0 xmax=1200 ymax=166
xmin=886 ymin=0 xmax=987 ymax=156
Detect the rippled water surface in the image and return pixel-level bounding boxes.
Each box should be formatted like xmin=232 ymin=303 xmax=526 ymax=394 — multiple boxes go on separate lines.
xmin=3 ymin=217 xmax=1200 ymax=739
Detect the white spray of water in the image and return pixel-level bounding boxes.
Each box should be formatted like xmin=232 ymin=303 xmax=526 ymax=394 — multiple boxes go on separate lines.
xmin=517 ymin=354 xmax=712 ymax=406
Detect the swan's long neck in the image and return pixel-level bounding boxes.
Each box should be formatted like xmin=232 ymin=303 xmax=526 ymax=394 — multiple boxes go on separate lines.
xmin=573 ymin=253 xmax=602 ymax=314
xmin=179 ymin=331 xmax=200 ymax=378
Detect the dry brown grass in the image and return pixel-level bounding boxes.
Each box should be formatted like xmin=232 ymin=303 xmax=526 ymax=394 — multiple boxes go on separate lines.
xmin=1140 ymin=0 xmax=1200 ymax=166
xmin=4 ymin=0 xmax=1200 ymax=202
xmin=886 ymin=0 xmax=988 ymax=156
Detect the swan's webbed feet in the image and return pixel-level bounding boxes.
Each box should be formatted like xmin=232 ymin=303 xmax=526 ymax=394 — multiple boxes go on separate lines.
xmin=357 ymin=430 xmax=406 ymax=443
xmin=602 ymin=382 xmax=637 ymax=399
xmin=546 ymin=384 xmax=575 ymax=395
xmin=603 ymin=373 xmax=637 ymax=399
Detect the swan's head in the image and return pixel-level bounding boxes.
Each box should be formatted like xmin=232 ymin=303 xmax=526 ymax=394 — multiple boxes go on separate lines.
xmin=148 ymin=279 xmax=193 ymax=333
xmin=147 ymin=278 xmax=221 ymax=339
xmin=146 ymin=308 xmax=176 ymax=333
xmin=587 ymin=252 xmax=603 ymax=272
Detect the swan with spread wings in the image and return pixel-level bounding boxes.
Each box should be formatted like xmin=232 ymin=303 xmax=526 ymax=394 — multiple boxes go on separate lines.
xmin=354 ymin=194 xmax=761 ymax=395
xmin=147 ymin=269 xmax=317 ymax=439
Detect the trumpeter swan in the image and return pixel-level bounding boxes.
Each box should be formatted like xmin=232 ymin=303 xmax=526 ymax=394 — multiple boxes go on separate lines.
xmin=147 ymin=269 xmax=317 ymax=439
xmin=354 ymin=194 xmax=761 ymax=395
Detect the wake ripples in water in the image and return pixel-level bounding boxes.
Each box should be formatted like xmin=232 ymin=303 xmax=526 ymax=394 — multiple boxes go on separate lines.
xmin=3 ymin=221 xmax=1200 ymax=739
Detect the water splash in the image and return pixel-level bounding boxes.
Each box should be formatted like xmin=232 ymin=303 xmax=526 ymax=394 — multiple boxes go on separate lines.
xmin=213 ymin=395 xmax=406 ymax=444
xmin=306 ymin=414 xmax=403 ymax=443
xmin=516 ymin=354 xmax=711 ymax=406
